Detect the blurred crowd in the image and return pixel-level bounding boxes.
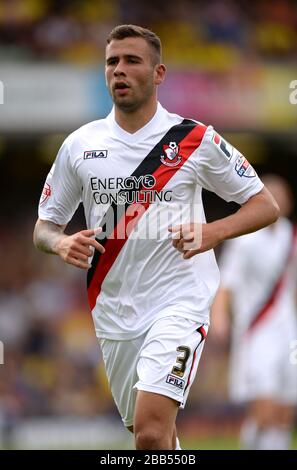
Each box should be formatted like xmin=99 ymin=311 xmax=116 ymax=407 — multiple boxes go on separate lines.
xmin=0 ymin=0 xmax=296 ymax=67
xmin=0 ymin=218 xmax=115 ymax=431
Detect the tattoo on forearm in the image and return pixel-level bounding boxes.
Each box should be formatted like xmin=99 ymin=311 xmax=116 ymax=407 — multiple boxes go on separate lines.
xmin=34 ymin=222 xmax=64 ymax=255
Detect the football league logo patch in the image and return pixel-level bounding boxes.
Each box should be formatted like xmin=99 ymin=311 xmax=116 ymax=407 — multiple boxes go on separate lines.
xmin=235 ymin=154 xmax=256 ymax=178
xmin=160 ymin=142 xmax=182 ymax=167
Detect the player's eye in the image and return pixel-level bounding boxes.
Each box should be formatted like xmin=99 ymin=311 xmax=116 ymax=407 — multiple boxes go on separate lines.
xmin=106 ymin=59 xmax=117 ymax=65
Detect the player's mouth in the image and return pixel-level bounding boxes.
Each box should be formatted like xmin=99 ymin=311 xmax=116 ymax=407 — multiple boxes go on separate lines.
xmin=114 ymin=81 xmax=130 ymax=95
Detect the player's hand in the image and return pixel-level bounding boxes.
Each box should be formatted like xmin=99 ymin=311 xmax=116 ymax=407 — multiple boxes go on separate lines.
xmin=168 ymin=222 xmax=222 ymax=259
xmin=54 ymin=228 xmax=105 ymax=269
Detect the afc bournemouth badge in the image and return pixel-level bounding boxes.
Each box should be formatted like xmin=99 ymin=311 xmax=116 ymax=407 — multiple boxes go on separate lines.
xmin=161 ymin=142 xmax=182 ymax=167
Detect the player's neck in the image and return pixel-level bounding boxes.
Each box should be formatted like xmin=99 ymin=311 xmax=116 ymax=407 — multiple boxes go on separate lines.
xmin=114 ymin=100 xmax=158 ymax=134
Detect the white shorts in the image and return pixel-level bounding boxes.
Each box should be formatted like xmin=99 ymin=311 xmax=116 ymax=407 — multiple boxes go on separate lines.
xmin=99 ymin=316 xmax=208 ymax=427
xmin=230 ymin=317 xmax=297 ymax=405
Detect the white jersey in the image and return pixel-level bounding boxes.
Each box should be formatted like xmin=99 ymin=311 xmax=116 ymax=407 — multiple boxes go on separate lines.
xmin=219 ymin=219 xmax=297 ymax=403
xmin=219 ymin=218 xmax=297 ymax=335
xmin=39 ymin=103 xmax=263 ymax=340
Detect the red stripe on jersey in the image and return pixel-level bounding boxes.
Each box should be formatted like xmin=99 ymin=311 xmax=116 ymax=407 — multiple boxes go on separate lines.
xmin=87 ymin=123 xmax=207 ymax=310
xmin=247 ymin=225 xmax=297 ymax=334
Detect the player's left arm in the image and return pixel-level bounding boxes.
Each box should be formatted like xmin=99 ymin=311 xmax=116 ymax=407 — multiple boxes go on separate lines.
xmin=169 ymin=127 xmax=280 ymax=258
xmin=169 ymin=185 xmax=279 ymax=259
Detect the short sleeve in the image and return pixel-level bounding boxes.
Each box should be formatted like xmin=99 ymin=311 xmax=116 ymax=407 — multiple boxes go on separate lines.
xmin=38 ymin=139 xmax=81 ymax=225
xmin=196 ymin=126 xmax=264 ymax=204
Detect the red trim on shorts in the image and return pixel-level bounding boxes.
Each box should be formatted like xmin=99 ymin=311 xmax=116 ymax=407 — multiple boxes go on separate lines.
xmin=186 ymin=325 xmax=207 ymax=390
xmin=198 ymin=325 xmax=207 ymax=340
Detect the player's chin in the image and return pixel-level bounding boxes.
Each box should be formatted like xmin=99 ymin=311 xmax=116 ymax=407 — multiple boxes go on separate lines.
xmin=114 ymin=97 xmax=140 ymax=112
xmin=113 ymin=95 xmax=130 ymax=105
xmin=112 ymin=87 xmax=131 ymax=99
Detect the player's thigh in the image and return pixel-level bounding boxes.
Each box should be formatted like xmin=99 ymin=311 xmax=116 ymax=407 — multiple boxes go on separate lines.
xmin=99 ymin=335 xmax=144 ymax=428
xmin=134 ymin=390 xmax=179 ymax=436
xmin=276 ymin=403 xmax=296 ymax=428
xmin=250 ymin=400 xmax=295 ymax=428
xmin=249 ymin=398 xmax=279 ymax=427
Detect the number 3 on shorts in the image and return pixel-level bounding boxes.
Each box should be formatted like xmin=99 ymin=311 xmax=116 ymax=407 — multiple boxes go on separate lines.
xmin=171 ymin=346 xmax=190 ymax=377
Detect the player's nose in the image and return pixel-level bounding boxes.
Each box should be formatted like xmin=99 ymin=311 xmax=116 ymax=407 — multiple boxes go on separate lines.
xmin=113 ymin=60 xmax=126 ymax=77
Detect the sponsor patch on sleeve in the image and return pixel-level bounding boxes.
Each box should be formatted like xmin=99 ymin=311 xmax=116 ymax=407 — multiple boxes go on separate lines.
xmin=39 ymin=182 xmax=52 ymax=205
xmin=212 ymin=132 xmax=234 ymax=161
xmin=235 ymin=154 xmax=256 ymax=178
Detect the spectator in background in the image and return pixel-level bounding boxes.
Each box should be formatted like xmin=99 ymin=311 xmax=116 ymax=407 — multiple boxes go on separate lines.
xmin=211 ymin=175 xmax=297 ymax=450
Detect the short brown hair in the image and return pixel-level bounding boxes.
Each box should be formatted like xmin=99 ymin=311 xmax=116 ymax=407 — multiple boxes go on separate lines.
xmin=106 ymin=24 xmax=162 ymax=64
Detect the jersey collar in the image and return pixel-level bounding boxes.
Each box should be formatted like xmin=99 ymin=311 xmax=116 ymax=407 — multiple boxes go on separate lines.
xmin=107 ymin=102 xmax=165 ymax=143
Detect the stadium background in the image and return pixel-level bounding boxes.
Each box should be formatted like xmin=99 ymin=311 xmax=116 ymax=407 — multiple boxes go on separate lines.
xmin=0 ymin=0 xmax=296 ymax=449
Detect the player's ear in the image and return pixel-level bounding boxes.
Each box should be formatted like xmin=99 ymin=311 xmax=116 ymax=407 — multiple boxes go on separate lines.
xmin=154 ymin=64 xmax=166 ymax=86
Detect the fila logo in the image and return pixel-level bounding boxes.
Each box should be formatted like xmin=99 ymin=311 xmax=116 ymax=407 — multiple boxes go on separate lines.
xmin=212 ymin=133 xmax=234 ymax=161
xmin=84 ymin=150 xmax=108 ymax=159
xmin=166 ymin=374 xmax=185 ymax=390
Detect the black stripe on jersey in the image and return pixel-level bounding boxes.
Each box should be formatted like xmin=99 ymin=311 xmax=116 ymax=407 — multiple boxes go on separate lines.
xmin=87 ymin=119 xmax=197 ymax=288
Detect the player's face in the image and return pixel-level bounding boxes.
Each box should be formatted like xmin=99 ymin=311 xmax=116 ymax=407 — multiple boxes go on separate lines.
xmin=105 ymin=37 xmax=165 ymax=112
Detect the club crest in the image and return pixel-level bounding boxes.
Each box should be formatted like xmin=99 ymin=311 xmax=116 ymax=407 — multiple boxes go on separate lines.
xmin=160 ymin=142 xmax=182 ymax=167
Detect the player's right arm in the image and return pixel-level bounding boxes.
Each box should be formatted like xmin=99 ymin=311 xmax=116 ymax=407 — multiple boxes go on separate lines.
xmin=34 ymin=135 xmax=105 ymax=269
xmin=33 ymin=219 xmax=105 ymax=270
